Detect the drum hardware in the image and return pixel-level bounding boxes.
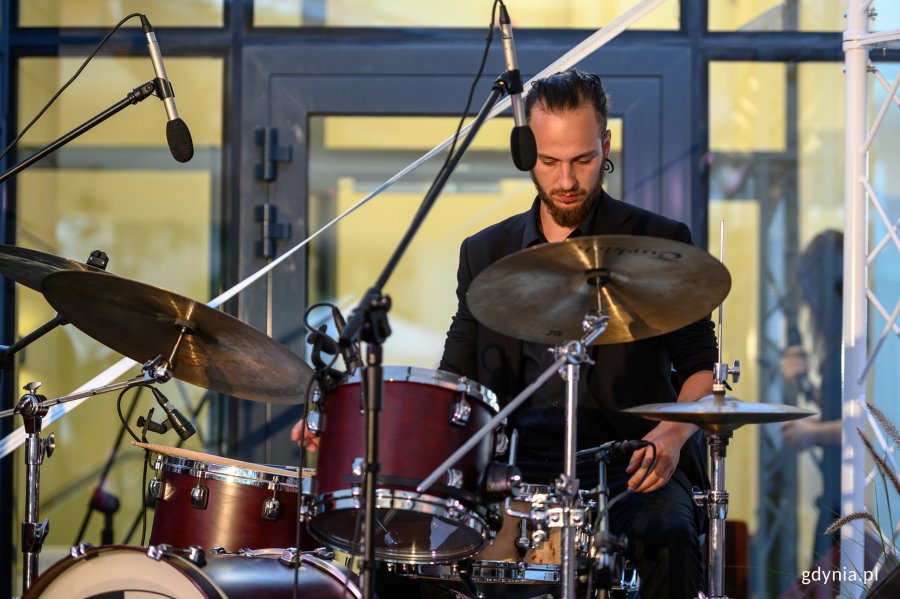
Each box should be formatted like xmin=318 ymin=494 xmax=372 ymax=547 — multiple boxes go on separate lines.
xmin=191 ymin=482 xmax=210 ymax=510
xmin=451 ymin=395 xmax=472 ymax=426
xmin=261 ymin=483 xmax=285 ymax=520
xmin=306 ymin=386 xmax=325 ymax=434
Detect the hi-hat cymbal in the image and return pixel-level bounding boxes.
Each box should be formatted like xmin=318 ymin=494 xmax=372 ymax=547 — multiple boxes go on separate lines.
xmin=0 ymin=245 xmax=108 ymax=291
xmin=623 ymin=393 xmax=816 ymax=433
xmin=467 ymin=235 xmax=731 ymax=345
xmin=42 ymin=271 xmax=313 ymax=404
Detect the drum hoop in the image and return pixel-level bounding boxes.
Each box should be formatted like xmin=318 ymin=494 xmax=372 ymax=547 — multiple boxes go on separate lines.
xmin=338 ymin=366 xmax=499 ymax=412
xmin=160 ymin=456 xmax=302 ymax=492
xmin=310 ymin=489 xmax=489 ymax=564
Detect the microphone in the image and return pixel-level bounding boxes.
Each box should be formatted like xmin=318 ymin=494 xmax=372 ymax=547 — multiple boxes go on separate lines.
xmin=577 ymin=439 xmax=649 ymax=462
xmin=497 ymin=3 xmax=537 ymax=171
xmin=154 ymin=391 xmax=196 ymax=441
xmin=140 ymin=14 xmax=194 ymax=163
xmin=332 ymin=307 xmax=361 ymax=374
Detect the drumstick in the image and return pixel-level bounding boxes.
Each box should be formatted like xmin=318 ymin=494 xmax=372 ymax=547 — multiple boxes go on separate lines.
xmin=131 ymin=441 xmax=314 ymax=479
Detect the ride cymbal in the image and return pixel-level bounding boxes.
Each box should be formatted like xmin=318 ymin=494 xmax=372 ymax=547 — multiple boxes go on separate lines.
xmin=42 ymin=271 xmax=313 ymax=404
xmin=467 ymin=235 xmax=731 ymax=345
xmin=0 ymin=244 xmax=108 ymax=291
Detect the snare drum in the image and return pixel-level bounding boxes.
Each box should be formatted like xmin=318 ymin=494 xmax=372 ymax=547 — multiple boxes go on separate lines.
xmin=141 ymin=443 xmax=318 ymax=551
xmin=24 ymin=545 xmax=362 ymax=599
xmin=395 ymin=485 xmax=598 ymax=584
xmin=309 ymin=366 xmax=500 ymax=564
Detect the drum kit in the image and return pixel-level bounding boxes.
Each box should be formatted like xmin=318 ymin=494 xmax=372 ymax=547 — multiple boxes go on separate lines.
xmin=0 ymin=234 xmax=816 ymax=599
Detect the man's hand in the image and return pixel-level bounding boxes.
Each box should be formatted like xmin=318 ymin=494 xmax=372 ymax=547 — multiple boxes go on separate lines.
xmin=624 ymin=370 xmax=712 ymax=493
xmin=291 ymin=418 xmax=320 ymax=452
xmin=625 ymin=421 xmax=692 ymax=493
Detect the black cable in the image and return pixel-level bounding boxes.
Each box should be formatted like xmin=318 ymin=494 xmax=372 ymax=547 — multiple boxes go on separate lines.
xmin=0 ymin=12 xmax=144 ymax=163
xmin=113 ymin=382 xmax=155 ymax=545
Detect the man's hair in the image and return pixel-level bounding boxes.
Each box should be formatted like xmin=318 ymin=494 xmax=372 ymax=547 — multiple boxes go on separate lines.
xmin=525 ymin=68 xmax=610 ymax=126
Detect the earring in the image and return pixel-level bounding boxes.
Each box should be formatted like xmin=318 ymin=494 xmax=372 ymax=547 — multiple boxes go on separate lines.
xmin=603 ymin=158 xmax=615 ymax=174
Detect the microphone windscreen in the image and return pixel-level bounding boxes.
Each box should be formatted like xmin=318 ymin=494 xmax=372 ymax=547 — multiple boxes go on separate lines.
xmin=511 ymin=125 xmax=537 ymax=171
xmin=166 ymin=118 xmax=194 ymax=163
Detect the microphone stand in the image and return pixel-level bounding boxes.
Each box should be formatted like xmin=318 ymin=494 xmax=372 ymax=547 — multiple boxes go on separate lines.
xmin=0 ymin=80 xmax=160 ymax=184
xmin=337 ymin=73 xmax=513 ymax=599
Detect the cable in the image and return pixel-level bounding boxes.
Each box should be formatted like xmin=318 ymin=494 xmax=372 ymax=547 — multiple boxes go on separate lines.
xmin=0 ymin=13 xmax=144 ymax=163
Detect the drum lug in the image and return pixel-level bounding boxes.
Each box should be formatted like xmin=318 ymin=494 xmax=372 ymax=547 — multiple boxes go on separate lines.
xmin=307 ymin=387 xmax=325 ymax=435
xmin=186 ymin=545 xmax=207 ymax=566
xmin=148 ymin=476 xmax=165 ymax=500
xmin=69 ymin=541 xmax=94 ymax=558
xmin=443 ymin=468 xmax=464 ymax=489
xmin=190 ymin=483 xmax=209 ymax=509
xmin=450 ymin=396 xmax=471 ymax=427
xmin=262 ymin=492 xmax=284 ymax=520
xmin=278 ymin=547 xmax=300 ymax=566
xmin=312 ymin=547 xmax=335 ymax=560
xmin=147 ymin=543 xmax=174 ymax=561
xmin=351 ymin=457 xmax=365 ymax=477
xmin=493 ymin=428 xmax=509 ymax=455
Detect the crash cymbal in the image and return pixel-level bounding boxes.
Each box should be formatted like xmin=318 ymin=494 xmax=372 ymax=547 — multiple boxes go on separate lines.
xmin=623 ymin=393 xmax=816 ymax=433
xmin=467 ymin=235 xmax=731 ymax=345
xmin=42 ymin=271 xmax=313 ymax=404
xmin=0 ymin=244 xmax=108 ymax=291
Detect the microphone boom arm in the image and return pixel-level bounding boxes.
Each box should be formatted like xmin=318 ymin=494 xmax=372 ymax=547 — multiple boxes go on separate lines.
xmin=0 ymin=80 xmax=159 ymax=184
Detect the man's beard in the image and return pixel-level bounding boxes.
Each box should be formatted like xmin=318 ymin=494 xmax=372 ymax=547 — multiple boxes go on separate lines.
xmin=532 ymin=164 xmax=605 ymax=229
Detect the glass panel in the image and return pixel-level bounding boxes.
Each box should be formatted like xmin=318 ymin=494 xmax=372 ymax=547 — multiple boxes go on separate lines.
xmin=10 ymin=56 xmax=222 ymax=593
xmin=307 ymin=115 xmax=622 ymax=368
xmin=18 ymin=0 xmax=223 ymax=28
xmin=710 ymin=60 xmax=845 ymax=595
xmin=709 ymin=0 xmax=844 ymax=32
xmin=255 ymin=0 xmax=679 ymax=30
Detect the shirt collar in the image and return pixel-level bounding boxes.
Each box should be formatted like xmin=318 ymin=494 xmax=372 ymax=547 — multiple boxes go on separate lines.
xmin=521 ymin=193 xmax=603 ymax=249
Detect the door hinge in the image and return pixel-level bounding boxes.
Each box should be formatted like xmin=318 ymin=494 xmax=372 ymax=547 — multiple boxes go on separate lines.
xmin=255 ymin=203 xmax=292 ymax=259
xmin=255 ymin=127 xmax=292 ymax=182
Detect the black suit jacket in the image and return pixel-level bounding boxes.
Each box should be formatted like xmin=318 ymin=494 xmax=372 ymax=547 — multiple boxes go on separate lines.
xmin=439 ymin=191 xmax=717 ymax=489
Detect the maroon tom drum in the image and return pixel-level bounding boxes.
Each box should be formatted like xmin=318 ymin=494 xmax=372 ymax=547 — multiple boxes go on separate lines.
xmin=24 ymin=545 xmax=363 ymax=598
xmin=146 ymin=445 xmax=318 ymax=551
xmin=309 ymin=366 xmax=500 ymax=564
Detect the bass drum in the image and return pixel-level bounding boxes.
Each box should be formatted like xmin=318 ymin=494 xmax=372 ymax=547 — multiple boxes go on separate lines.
xmin=23 ymin=545 xmax=363 ymax=599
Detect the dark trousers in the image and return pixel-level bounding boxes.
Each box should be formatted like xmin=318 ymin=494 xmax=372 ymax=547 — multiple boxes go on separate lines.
xmin=606 ymin=466 xmax=705 ymax=599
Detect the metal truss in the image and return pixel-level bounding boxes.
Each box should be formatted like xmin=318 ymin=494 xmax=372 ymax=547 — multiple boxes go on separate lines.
xmin=842 ymin=1 xmax=900 ymax=596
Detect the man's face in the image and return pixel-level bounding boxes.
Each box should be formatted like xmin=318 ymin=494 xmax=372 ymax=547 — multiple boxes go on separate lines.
xmin=529 ymin=102 xmax=610 ymax=228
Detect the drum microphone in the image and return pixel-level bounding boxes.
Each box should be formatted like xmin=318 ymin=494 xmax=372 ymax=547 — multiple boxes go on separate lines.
xmin=498 ymin=3 xmax=537 ymax=171
xmin=140 ymin=14 xmax=194 ymax=163
xmin=577 ymin=439 xmax=649 ymax=462
xmin=138 ymin=387 xmax=197 ymax=441
xmin=332 ymin=307 xmax=361 ymax=374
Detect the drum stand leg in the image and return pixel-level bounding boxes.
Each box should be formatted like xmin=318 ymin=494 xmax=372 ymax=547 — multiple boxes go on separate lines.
xmin=15 ymin=383 xmax=54 ymax=594
xmin=695 ymin=431 xmax=732 ymax=599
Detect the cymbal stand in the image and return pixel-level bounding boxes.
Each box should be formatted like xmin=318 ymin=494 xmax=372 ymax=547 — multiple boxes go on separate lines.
xmin=15 ymin=382 xmax=52 ymax=594
xmin=556 ymin=311 xmax=607 ymax=599
xmin=696 ymin=220 xmax=740 ymax=599
xmin=1 ymin=357 xmax=174 ymax=593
